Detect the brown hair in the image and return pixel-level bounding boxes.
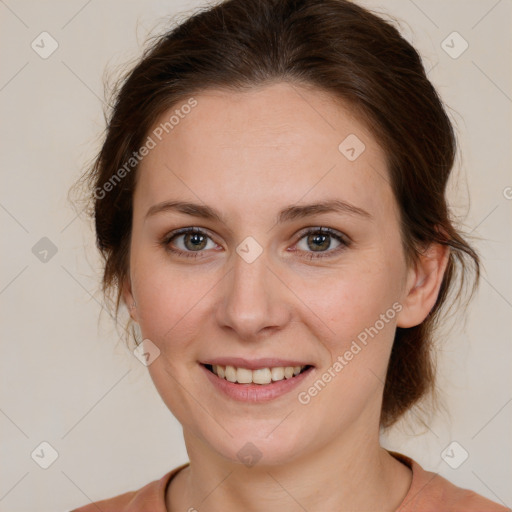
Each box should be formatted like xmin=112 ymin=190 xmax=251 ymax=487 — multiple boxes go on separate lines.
xmin=75 ymin=0 xmax=480 ymax=428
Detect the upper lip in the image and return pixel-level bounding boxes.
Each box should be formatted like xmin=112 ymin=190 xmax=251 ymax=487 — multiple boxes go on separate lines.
xmin=201 ymin=357 xmax=313 ymax=370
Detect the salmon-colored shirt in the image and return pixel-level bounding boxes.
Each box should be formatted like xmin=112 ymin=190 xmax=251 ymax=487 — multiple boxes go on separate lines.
xmin=70 ymin=452 xmax=510 ymax=511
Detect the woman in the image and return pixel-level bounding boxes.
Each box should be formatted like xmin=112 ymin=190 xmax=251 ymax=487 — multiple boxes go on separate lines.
xmin=71 ymin=0 xmax=509 ymax=510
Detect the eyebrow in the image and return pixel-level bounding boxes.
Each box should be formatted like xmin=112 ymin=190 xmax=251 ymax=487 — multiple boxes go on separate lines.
xmin=145 ymin=198 xmax=372 ymax=224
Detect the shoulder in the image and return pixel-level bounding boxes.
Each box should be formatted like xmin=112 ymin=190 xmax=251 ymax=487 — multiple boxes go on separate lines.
xmin=393 ymin=452 xmax=510 ymax=512
xmin=69 ymin=463 xmax=189 ymax=512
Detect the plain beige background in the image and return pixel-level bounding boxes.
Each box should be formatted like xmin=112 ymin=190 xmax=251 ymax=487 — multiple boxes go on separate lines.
xmin=0 ymin=1 xmax=511 ymax=511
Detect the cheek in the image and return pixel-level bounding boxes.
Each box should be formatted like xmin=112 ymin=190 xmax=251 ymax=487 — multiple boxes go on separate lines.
xmin=301 ymin=254 xmax=403 ymax=344
xmin=295 ymin=266 xmax=403 ymax=412
xmin=129 ymin=250 xmax=218 ymax=351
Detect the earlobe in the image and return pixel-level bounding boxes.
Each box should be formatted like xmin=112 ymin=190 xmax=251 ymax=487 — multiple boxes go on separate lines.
xmin=396 ymin=243 xmax=450 ymax=328
xmin=122 ymin=276 xmax=137 ymax=321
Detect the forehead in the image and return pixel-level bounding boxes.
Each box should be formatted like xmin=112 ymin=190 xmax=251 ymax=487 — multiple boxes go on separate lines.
xmin=135 ymin=82 xmax=396 ymax=224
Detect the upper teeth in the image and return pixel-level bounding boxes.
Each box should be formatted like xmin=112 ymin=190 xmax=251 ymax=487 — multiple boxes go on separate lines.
xmin=212 ymin=365 xmax=306 ymax=385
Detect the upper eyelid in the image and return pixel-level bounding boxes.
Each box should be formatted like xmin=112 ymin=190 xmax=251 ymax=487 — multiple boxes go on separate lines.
xmin=166 ymin=227 xmax=218 ymax=243
xmin=295 ymin=226 xmax=347 ymax=240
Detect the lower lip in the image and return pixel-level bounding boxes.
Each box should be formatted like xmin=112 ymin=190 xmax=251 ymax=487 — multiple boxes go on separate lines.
xmin=201 ymin=364 xmax=314 ymax=403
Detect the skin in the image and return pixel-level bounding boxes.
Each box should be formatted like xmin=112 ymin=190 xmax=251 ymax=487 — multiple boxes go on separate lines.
xmin=122 ymin=81 xmax=449 ymax=512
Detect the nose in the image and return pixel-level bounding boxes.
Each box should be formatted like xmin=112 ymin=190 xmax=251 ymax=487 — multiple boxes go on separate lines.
xmin=215 ymin=246 xmax=292 ymax=342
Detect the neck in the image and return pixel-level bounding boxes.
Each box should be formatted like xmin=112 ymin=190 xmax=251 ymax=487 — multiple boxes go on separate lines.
xmin=167 ymin=426 xmax=412 ymax=512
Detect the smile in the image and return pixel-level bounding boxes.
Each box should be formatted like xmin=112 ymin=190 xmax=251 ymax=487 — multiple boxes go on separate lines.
xmin=205 ymin=364 xmax=312 ymax=384
xmin=200 ymin=361 xmax=315 ymax=402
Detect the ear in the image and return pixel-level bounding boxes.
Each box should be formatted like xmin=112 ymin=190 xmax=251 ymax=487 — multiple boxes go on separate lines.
xmin=396 ymin=243 xmax=450 ymax=328
xmin=121 ymin=275 xmax=138 ymax=322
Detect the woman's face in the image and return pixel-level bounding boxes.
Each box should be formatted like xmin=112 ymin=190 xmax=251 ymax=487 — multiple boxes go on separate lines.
xmin=125 ymin=82 xmax=416 ymax=466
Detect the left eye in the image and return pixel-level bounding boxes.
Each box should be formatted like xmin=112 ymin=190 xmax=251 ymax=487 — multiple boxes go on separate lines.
xmin=293 ymin=227 xmax=348 ymax=259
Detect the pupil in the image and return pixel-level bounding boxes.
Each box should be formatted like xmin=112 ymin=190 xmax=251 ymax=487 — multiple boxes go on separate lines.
xmin=309 ymin=233 xmax=329 ymax=251
xmin=186 ymin=233 xmax=206 ymax=250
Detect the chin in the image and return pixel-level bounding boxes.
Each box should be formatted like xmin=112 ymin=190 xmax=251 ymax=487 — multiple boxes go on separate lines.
xmin=202 ymin=424 xmax=311 ymax=468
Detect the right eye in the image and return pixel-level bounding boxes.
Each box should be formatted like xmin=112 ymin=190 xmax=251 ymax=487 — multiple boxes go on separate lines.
xmin=162 ymin=227 xmax=219 ymax=259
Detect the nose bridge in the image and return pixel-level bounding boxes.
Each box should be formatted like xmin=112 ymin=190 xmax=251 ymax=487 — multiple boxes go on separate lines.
xmin=216 ymin=240 xmax=290 ymax=339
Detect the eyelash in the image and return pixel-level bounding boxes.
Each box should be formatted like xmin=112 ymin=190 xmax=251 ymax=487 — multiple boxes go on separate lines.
xmin=161 ymin=227 xmax=350 ymax=261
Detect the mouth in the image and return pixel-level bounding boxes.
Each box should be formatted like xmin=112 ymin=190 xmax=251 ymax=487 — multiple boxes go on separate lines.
xmin=201 ymin=363 xmax=314 ymax=385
